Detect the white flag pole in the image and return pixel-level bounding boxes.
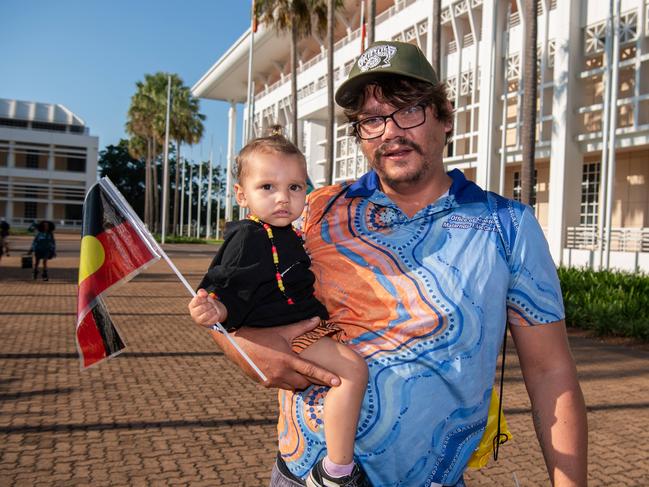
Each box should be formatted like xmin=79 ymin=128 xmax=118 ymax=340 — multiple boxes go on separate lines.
xmin=179 ymin=156 xmax=186 ymax=237
xmin=98 ymin=176 xmax=267 ymax=383
xmin=156 ymin=249 xmax=267 ymax=383
xmin=187 ymin=163 xmax=193 ymax=235
xmin=206 ymin=141 xmax=213 ymax=240
xmin=216 ymin=146 xmax=223 ymax=240
xmin=196 ymin=160 xmax=203 ymax=238
xmin=161 ymin=75 xmax=172 ymax=244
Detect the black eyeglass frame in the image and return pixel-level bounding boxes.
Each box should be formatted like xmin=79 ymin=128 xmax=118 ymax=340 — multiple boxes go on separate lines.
xmin=351 ymin=104 xmax=427 ymax=140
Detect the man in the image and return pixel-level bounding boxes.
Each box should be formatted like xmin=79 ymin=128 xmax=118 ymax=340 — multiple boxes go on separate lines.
xmin=190 ymin=40 xmax=587 ymax=486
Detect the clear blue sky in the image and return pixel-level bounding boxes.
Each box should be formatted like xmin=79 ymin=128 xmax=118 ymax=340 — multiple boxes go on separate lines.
xmin=0 ymin=0 xmax=253 ymax=163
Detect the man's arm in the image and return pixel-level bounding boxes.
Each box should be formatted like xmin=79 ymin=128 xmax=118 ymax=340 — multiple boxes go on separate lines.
xmin=208 ymin=318 xmax=341 ymax=390
xmin=510 ymin=320 xmax=588 ymax=487
xmin=188 ymin=289 xmax=340 ymax=390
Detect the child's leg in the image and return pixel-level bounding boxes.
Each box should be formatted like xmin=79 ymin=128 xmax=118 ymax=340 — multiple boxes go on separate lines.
xmin=33 ymin=258 xmax=40 ymax=278
xmin=299 ymin=337 xmax=368 ymax=464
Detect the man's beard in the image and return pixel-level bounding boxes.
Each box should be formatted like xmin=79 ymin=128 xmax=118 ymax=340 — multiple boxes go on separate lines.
xmin=370 ymin=136 xmax=431 ymax=187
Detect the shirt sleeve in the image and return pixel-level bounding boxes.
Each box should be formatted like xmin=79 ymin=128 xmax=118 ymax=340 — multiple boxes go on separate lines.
xmin=197 ymin=224 xmax=265 ymax=329
xmin=506 ymin=206 xmax=565 ymax=326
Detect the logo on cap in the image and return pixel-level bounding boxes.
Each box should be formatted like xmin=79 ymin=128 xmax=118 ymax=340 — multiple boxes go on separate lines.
xmin=357 ymin=45 xmax=397 ymax=72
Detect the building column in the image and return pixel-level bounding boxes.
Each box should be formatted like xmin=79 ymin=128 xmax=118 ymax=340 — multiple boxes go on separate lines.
xmin=225 ymin=102 xmax=237 ymax=221
xmin=476 ymin=0 xmax=505 ymax=191
xmin=46 ymin=145 xmax=54 ymax=220
xmin=47 ymin=145 xmax=54 ymax=171
xmin=86 ymin=140 xmax=98 ymax=190
xmin=6 ymin=142 xmax=15 ymax=221
xmin=547 ymin=0 xmax=582 ymax=265
xmin=303 ymin=119 xmax=326 ymax=186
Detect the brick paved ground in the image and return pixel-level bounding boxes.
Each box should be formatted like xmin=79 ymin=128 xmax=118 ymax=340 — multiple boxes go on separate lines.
xmin=1 ymin=233 xmax=648 ymax=486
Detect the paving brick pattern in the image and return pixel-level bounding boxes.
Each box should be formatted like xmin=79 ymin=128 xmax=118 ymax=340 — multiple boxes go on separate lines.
xmin=1 ymin=234 xmax=648 ymax=486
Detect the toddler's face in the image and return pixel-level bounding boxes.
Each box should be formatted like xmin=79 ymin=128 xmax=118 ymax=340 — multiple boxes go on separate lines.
xmin=234 ymin=152 xmax=307 ymax=227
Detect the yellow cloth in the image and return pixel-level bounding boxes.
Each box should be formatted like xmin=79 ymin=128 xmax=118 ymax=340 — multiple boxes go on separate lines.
xmin=467 ymin=388 xmax=513 ymax=469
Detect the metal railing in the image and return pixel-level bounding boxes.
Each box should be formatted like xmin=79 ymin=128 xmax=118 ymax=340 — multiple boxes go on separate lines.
xmin=566 ymin=226 xmax=649 ymax=252
xmin=8 ymin=217 xmax=82 ymax=229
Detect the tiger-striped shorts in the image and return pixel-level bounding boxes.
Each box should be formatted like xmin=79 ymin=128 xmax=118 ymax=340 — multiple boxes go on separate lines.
xmin=291 ymin=319 xmax=344 ymax=353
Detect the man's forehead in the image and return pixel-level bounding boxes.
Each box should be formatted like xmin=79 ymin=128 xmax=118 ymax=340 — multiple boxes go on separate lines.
xmin=358 ymin=85 xmax=398 ymax=114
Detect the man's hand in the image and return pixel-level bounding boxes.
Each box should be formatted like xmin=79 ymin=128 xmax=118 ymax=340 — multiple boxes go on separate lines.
xmin=211 ymin=319 xmax=341 ymax=390
xmin=189 ymin=288 xmax=228 ymax=325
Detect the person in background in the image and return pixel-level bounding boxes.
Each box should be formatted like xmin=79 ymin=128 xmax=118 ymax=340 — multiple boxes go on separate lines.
xmin=29 ymin=220 xmax=56 ymax=281
xmin=0 ymin=219 xmax=10 ymax=258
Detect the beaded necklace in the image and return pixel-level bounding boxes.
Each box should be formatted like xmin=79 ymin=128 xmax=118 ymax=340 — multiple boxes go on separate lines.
xmin=248 ymin=214 xmax=302 ymax=306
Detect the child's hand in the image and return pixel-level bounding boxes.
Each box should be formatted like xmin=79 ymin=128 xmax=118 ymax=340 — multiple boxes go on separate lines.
xmin=188 ymin=288 xmax=228 ymax=326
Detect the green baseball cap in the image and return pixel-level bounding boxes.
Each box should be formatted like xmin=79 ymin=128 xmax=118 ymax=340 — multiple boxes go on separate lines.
xmin=335 ymin=40 xmax=439 ymax=108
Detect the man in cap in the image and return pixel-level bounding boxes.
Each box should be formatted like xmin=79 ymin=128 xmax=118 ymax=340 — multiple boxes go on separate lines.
xmin=192 ymin=40 xmax=587 ymax=486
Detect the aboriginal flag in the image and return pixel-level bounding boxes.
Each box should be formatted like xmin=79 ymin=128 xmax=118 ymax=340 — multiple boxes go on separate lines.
xmin=76 ymin=178 xmax=160 ymax=368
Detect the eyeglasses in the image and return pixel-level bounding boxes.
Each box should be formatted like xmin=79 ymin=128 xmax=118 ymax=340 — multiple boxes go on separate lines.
xmin=351 ymin=104 xmax=427 ymax=140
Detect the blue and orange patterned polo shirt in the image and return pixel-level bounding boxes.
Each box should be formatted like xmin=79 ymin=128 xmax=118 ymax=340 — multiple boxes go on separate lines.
xmin=277 ymin=169 xmax=564 ymax=486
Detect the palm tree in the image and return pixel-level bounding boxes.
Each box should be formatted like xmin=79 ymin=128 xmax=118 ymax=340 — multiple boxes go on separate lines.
xmin=127 ymin=72 xmax=204 ymax=232
xmin=124 ymin=135 xmax=149 ymax=219
xmin=254 ymin=0 xmax=329 ymax=146
xmin=126 ymin=90 xmax=158 ymax=227
xmin=126 ymin=74 xmax=166 ymax=229
xmin=318 ymin=0 xmax=344 ymax=185
xmin=169 ymin=79 xmax=205 ymax=235
xmin=520 ymin=0 xmax=538 ymax=205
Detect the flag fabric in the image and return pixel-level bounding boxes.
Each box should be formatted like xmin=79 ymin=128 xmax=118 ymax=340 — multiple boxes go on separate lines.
xmin=76 ymin=178 xmax=160 ymax=368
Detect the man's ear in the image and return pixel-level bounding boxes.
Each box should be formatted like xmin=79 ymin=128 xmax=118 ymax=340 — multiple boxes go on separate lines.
xmin=444 ymin=100 xmax=454 ymax=133
xmin=234 ymin=184 xmax=248 ymax=207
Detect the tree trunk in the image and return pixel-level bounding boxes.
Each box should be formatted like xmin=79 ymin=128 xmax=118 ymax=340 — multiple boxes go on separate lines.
xmin=173 ymin=140 xmax=181 ymax=235
xmin=290 ymin=22 xmax=299 ymax=146
xmin=431 ymin=0 xmax=442 ymax=74
xmin=367 ymin=0 xmax=376 ymax=46
xmin=521 ymin=0 xmax=538 ymax=205
xmin=324 ymin=0 xmax=335 ymax=185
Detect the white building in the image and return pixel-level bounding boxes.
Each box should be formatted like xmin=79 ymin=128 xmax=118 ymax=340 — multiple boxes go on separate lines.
xmin=0 ymin=98 xmax=98 ymax=229
xmin=193 ymin=0 xmax=649 ymax=271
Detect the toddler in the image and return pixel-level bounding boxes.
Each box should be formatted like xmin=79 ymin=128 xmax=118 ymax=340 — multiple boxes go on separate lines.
xmin=189 ymin=135 xmax=370 ymax=487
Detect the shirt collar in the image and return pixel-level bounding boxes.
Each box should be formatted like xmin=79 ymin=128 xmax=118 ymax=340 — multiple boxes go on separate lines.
xmin=345 ymin=168 xmax=487 ymax=205
xmin=346 ymin=170 xmax=380 ymax=197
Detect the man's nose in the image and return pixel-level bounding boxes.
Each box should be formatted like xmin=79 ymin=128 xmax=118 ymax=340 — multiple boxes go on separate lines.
xmin=381 ymin=116 xmax=404 ymax=140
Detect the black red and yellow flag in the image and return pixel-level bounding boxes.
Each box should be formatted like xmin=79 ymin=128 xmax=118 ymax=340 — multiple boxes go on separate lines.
xmin=76 ymin=178 xmax=160 ymax=368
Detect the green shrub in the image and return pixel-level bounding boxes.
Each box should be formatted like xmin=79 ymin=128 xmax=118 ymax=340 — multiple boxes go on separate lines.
xmin=558 ymin=267 xmax=649 ymax=341
xmin=152 ymin=234 xmax=222 ymax=245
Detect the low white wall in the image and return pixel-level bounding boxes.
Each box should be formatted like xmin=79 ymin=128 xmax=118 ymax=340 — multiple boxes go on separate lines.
xmin=562 ymin=248 xmax=649 ymax=273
